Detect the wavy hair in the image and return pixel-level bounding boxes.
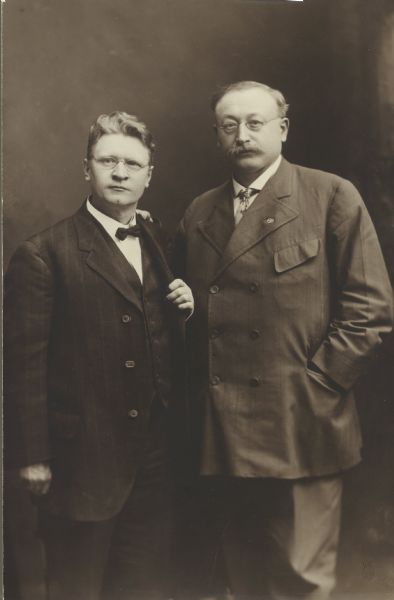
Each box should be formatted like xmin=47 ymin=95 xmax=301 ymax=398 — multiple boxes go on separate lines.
xmin=86 ymin=111 xmax=155 ymax=163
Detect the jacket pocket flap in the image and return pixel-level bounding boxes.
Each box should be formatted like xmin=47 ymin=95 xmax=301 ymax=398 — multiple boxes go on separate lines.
xmin=49 ymin=411 xmax=81 ymax=440
xmin=274 ymin=238 xmax=320 ymax=273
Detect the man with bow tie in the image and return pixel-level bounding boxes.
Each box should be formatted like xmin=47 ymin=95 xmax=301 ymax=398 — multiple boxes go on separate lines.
xmin=4 ymin=111 xmax=193 ymax=600
xmin=174 ymin=81 xmax=392 ymax=599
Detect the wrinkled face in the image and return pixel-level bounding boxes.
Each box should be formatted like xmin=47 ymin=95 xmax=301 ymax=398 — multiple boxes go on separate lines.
xmin=84 ymin=133 xmax=152 ymax=213
xmin=215 ymin=88 xmax=289 ymax=180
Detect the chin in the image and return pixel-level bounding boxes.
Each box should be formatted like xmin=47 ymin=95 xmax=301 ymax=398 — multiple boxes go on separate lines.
xmin=235 ymin=158 xmax=266 ymax=172
xmin=106 ymin=193 xmax=134 ymax=204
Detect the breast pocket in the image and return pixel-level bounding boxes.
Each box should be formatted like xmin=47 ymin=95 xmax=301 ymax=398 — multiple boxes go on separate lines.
xmin=274 ymin=238 xmax=320 ymax=273
xmin=273 ymin=238 xmax=321 ymax=310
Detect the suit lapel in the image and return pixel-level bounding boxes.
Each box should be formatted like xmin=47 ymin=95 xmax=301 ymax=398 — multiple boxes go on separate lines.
xmin=137 ymin=216 xmax=186 ymax=339
xmin=137 ymin=216 xmax=174 ymax=286
xmin=197 ymin=182 xmax=235 ymax=255
xmin=73 ymin=206 xmax=143 ymax=312
xmin=214 ymin=159 xmax=299 ymax=280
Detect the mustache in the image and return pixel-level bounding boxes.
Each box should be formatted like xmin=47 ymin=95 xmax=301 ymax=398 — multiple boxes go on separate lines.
xmin=226 ymin=144 xmax=260 ymax=158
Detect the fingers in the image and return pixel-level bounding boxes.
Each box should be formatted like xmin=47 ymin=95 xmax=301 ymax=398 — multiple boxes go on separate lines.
xmin=136 ymin=209 xmax=153 ymax=222
xmin=167 ymin=280 xmax=192 ymax=302
xmin=177 ymin=300 xmax=194 ymax=311
xmin=27 ymin=478 xmax=52 ymax=496
xmin=19 ymin=464 xmax=52 ymax=496
xmin=167 ymin=292 xmax=193 ymax=310
xmin=167 ymin=279 xmax=194 ymax=313
xmin=167 ymin=278 xmax=186 ymax=292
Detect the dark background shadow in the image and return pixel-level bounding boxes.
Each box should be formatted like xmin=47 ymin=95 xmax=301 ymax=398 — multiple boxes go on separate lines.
xmin=3 ymin=0 xmax=394 ymax=598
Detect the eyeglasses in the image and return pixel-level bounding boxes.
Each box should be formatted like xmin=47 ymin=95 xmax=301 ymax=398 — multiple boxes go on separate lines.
xmin=91 ymin=156 xmax=150 ymax=172
xmin=217 ymin=116 xmax=282 ymax=135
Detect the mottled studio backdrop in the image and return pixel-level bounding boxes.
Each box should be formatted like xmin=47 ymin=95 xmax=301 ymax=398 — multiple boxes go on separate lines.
xmin=4 ymin=0 xmax=394 ymax=598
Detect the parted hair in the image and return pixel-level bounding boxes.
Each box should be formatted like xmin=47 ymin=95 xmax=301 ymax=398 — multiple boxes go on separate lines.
xmin=86 ymin=111 xmax=155 ymax=162
xmin=211 ymin=81 xmax=289 ymax=117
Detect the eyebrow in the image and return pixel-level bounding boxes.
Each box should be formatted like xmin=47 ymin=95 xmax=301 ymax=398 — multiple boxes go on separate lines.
xmin=220 ymin=112 xmax=266 ymax=120
xmin=95 ymin=155 xmax=145 ymax=163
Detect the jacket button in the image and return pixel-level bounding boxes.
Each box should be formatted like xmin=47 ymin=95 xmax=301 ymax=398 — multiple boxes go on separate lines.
xmin=250 ymin=377 xmax=261 ymax=387
xmin=128 ymin=409 xmax=138 ymax=418
xmin=210 ymin=375 xmax=221 ymax=386
xmin=125 ymin=360 xmax=135 ymax=368
xmin=250 ymin=329 xmax=261 ymax=340
xmin=249 ymin=282 xmax=259 ymax=293
xmin=209 ymin=285 xmax=220 ymax=294
xmin=210 ymin=329 xmax=220 ymax=339
xmin=122 ymin=314 xmax=131 ymax=323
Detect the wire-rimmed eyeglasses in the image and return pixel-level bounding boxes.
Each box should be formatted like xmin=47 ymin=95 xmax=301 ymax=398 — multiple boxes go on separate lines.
xmin=217 ymin=116 xmax=283 ymax=135
xmin=91 ymin=156 xmax=150 ymax=172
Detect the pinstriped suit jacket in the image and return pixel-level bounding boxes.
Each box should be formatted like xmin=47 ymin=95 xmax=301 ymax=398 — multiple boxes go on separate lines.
xmin=4 ymin=204 xmax=185 ymax=521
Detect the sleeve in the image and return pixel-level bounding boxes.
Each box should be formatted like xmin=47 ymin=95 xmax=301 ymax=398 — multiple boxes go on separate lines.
xmin=171 ymin=217 xmax=187 ymax=280
xmin=310 ymin=179 xmax=393 ymax=391
xmin=4 ymin=241 xmax=54 ymax=468
xmin=171 ymin=197 xmax=199 ymax=279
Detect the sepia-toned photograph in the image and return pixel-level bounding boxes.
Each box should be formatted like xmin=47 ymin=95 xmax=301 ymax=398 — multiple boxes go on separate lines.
xmin=3 ymin=1 xmax=394 ymax=599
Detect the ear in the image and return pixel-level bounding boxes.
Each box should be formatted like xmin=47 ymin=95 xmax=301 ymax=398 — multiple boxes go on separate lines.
xmin=280 ymin=118 xmax=289 ymax=142
xmin=83 ymin=158 xmax=91 ymax=181
xmin=145 ymin=165 xmax=154 ymax=188
xmin=213 ymin=124 xmax=222 ymax=148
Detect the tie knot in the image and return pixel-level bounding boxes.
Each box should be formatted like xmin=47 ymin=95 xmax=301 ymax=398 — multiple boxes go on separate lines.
xmin=115 ymin=225 xmax=141 ymax=240
xmin=238 ymin=188 xmax=258 ymax=202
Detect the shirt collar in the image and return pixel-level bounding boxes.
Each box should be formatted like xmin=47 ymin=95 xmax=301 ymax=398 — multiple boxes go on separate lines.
xmin=86 ymin=197 xmax=136 ymax=239
xmin=232 ymin=155 xmax=282 ymax=197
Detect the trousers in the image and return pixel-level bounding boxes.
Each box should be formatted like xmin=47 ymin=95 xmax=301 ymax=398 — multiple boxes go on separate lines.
xmin=38 ymin=408 xmax=172 ymax=600
xmin=178 ymin=475 xmax=343 ymax=600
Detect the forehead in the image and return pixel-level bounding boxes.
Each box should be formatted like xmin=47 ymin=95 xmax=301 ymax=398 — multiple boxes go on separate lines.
xmin=92 ymin=133 xmax=150 ymax=158
xmin=215 ymin=88 xmax=278 ymax=119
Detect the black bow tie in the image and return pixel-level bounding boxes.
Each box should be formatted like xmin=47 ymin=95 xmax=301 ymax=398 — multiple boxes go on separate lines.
xmin=115 ymin=225 xmax=142 ymax=240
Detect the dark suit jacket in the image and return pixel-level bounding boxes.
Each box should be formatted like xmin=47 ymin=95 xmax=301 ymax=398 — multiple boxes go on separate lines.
xmin=4 ymin=205 xmax=185 ymax=521
xmin=176 ymin=159 xmax=393 ymax=479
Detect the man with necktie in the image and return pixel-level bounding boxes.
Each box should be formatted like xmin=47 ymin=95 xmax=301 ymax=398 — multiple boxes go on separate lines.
xmin=4 ymin=111 xmax=193 ymax=600
xmin=174 ymin=81 xmax=393 ymax=599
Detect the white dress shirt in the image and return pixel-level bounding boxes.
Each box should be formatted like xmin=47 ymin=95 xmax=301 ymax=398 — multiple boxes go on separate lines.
xmin=232 ymin=155 xmax=282 ymax=216
xmin=86 ymin=199 xmax=143 ymax=282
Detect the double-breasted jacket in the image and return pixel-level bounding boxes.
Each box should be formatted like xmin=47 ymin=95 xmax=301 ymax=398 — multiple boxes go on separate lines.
xmin=176 ymin=159 xmax=393 ymax=479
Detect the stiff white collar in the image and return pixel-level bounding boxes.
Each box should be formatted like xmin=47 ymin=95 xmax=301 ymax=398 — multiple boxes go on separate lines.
xmin=86 ymin=198 xmax=136 ymax=238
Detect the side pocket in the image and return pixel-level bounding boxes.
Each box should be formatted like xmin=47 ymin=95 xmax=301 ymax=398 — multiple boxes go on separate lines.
xmin=306 ymin=366 xmax=339 ymax=394
xmin=305 ymin=366 xmax=347 ymax=418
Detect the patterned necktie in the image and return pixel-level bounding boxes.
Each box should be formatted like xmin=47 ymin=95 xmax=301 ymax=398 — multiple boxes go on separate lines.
xmin=235 ymin=188 xmax=259 ymax=225
xmin=115 ymin=225 xmax=141 ymax=240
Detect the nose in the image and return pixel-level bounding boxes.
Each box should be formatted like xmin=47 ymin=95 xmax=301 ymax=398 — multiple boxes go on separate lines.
xmin=235 ymin=121 xmax=251 ymax=144
xmin=112 ymin=160 xmax=129 ymax=179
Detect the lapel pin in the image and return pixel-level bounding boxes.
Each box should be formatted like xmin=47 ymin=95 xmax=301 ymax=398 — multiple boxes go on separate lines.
xmin=264 ymin=217 xmax=275 ymax=224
